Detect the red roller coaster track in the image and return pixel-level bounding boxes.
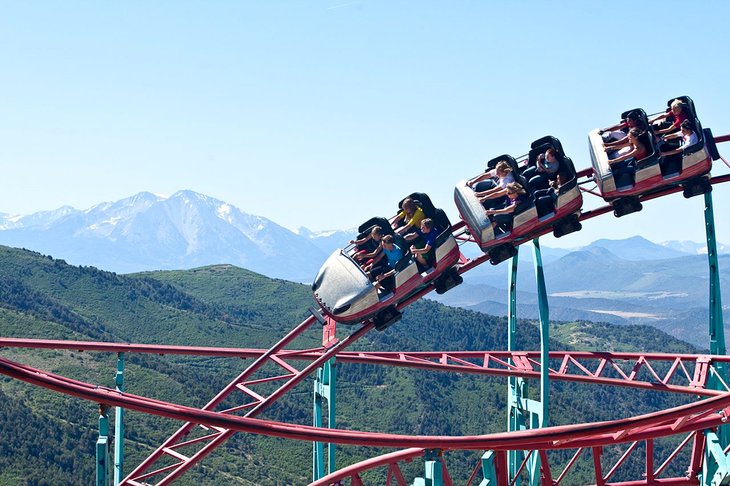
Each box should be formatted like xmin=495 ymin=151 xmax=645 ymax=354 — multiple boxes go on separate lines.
xmin=1 ymin=140 xmax=729 ymax=485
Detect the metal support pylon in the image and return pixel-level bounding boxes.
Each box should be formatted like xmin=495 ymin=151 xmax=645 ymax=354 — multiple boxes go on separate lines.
xmin=414 ymin=449 xmax=444 ymax=486
xmin=97 ymin=404 xmax=111 ymax=486
xmin=313 ymin=316 xmax=338 ymax=481
xmin=480 ymin=250 xmax=524 ymax=486
xmin=530 ymin=238 xmax=550 ymax=483
xmin=114 ymin=352 xmax=124 ymax=485
xmin=506 ymin=248 xmax=525 ymax=479
xmin=701 ymin=189 xmax=729 ymax=486
xmin=485 ymin=239 xmax=550 ymax=485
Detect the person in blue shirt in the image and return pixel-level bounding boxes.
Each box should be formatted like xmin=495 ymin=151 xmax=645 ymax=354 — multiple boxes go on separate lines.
xmin=381 ymin=235 xmax=404 ymax=268
xmin=407 ymin=218 xmax=438 ymax=271
xmin=368 ymin=234 xmax=404 ymax=293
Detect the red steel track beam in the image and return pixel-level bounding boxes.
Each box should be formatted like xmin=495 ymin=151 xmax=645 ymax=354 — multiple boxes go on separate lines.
xmin=309 ymin=448 xmax=424 ymax=486
xmin=122 ymin=321 xmax=373 ymax=485
xmin=7 ymin=337 xmax=730 ymax=364
xmin=2 ymin=339 xmax=728 ymax=396
xmin=4 ymin=353 xmax=730 ymax=452
xmin=120 ymin=314 xmax=320 ymax=484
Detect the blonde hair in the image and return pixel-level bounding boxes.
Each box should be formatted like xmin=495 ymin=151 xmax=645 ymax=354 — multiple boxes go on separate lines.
xmin=670 ymin=99 xmax=684 ymax=110
xmin=495 ymin=161 xmax=512 ymax=174
xmin=506 ymin=182 xmax=526 ymax=195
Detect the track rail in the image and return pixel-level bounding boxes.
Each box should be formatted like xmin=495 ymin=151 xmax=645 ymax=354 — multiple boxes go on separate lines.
xmin=2 ymin=338 xmax=729 ymax=397
xmin=121 ymin=316 xmax=372 ymax=485
xmin=2 ymin=352 xmax=730 ymax=451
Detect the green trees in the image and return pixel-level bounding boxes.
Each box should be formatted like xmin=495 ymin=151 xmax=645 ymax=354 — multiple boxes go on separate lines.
xmin=0 ymin=245 xmax=700 ymax=484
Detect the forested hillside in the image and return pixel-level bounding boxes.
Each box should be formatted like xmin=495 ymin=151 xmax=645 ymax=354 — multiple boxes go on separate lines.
xmin=0 ymin=245 xmax=702 ymax=484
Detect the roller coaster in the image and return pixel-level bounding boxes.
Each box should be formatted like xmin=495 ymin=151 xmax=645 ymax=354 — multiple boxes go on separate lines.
xmin=1 ymin=97 xmax=730 ymax=485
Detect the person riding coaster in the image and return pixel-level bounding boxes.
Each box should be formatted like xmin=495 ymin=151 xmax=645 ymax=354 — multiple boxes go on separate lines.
xmin=454 ymin=136 xmax=583 ymax=263
xmin=587 ymin=96 xmax=717 ymax=212
xmin=312 ymin=193 xmax=462 ymax=328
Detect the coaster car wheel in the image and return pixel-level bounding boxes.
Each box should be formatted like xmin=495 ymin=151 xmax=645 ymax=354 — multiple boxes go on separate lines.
xmin=373 ymin=306 xmax=402 ymax=331
xmin=612 ymin=197 xmax=642 ymax=217
xmin=435 ymin=267 xmax=463 ymax=294
xmin=553 ymin=214 xmax=582 ymax=238
xmin=682 ymin=177 xmax=712 ymax=199
xmin=488 ymin=244 xmax=518 ymax=265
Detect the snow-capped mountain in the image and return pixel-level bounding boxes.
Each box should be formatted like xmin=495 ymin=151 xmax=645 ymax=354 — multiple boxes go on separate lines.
xmin=660 ymin=240 xmax=730 ymax=255
xmin=3 ymin=192 xmax=727 ymax=284
xmin=0 ymin=206 xmax=77 ymax=230
xmin=0 ymin=191 xmax=330 ymax=282
xmin=295 ymin=227 xmax=357 ymax=256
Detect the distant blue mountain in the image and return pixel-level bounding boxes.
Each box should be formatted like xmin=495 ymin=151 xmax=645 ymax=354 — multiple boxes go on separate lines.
xmin=581 ymin=236 xmax=688 ymax=261
xmin=432 ymin=242 xmax=730 ymax=349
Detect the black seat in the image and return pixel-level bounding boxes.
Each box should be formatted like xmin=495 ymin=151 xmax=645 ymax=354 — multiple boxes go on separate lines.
xmin=398 ymin=192 xmax=437 ymax=219
xmin=486 ymin=154 xmax=518 ymax=172
xmin=527 ymin=136 xmax=577 ymax=217
xmin=620 ymin=108 xmax=648 ymax=130
xmin=531 ymin=135 xmax=564 ymax=154
xmin=354 ymin=217 xmax=392 ymax=253
xmin=558 ymin=156 xmax=578 ymax=193
xmin=635 ymin=130 xmax=658 ymax=169
xmin=358 ymin=217 xmax=393 ymax=236
xmin=525 ymin=136 xmax=572 ymax=196
xmin=674 ymin=96 xmax=704 ymax=156
xmin=432 ymin=208 xmax=453 ymax=243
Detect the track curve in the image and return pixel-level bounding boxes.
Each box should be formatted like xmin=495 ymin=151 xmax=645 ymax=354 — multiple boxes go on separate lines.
xmin=1 ymin=352 xmax=730 ymax=451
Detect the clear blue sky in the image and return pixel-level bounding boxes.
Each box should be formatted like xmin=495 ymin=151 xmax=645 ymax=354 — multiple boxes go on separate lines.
xmin=1 ymin=1 xmax=729 ymax=248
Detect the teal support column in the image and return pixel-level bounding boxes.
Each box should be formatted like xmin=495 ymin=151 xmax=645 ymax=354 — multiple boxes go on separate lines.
xmin=506 ymin=250 xmax=527 ymax=478
xmin=96 ymin=404 xmax=110 ymax=486
xmin=521 ymin=238 xmax=550 ymax=484
xmin=702 ymin=430 xmax=730 ymax=486
xmin=532 ymin=238 xmax=550 ymax=428
xmin=480 ymin=451 xmax=499 ymax=486
xmin=501 ymin=241 xmax=551 ymax=485
xmin=700 ymin=190 xmax=730 ymax=486
xmin=312 ymin=357 xmax=336 ymax=481
xmin=507 ymin=249 xmax=519 ymax=353
xmin=483 ymin=242 xmax=551 ymax=485
xmin=312 ymin=386 xmax=324 ymax=479
xmin=113 ymin=353 xmax=124 ymax=485
xmin=413 ymin=449 xmax=444 ymax=486
xmin=705 ymin=191 xmax=726 ymax=358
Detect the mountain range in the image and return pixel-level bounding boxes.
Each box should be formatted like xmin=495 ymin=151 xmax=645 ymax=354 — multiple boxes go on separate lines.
xmin=1 ymin=191 xmax=726 ymax=281
xmin=0 ymin=191 xmax=335 ymax=282
xmin=431 ymin=245 xmax=730 ymax=347
xmin=1 ymin=190 xmax=728 ymax=347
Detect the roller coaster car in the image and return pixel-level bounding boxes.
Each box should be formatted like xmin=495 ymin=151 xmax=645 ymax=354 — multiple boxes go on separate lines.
xmin=311 ymin=193 xmax=461 ymax=329
xmin=454 ymin=136 xmax=583 ymax=265
xmin=588 ymin=96 xmax=718 ymax=217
